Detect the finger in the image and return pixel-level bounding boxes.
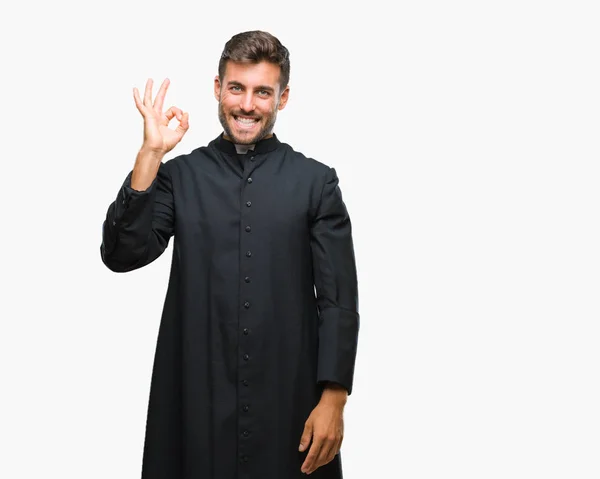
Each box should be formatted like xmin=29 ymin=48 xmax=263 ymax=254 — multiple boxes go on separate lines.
xmin=153 ymin=78 xmax=170 ymax=113
xmin=334 ymin=435 xmax=343 ymax=455
xmin=298 ymin=421 xmax=313 ymax=452
xmin=312 ymin=438 xmax=334 ymax=473
xmin=165 ymin=106 xmax=183 ymax=122
xmin=144 ymin=78 xmax=153 ymax=108
xmin=327 ymin=440 xmax=339 ymax=462
xmin=301 ymin=437 xmax=323 ymax=474
xmin=133 ymin=87 xmax=146 ymax=115
xmin=175 ymin=112 xmax=190 ymax=137
xmin=175 ymin=113 xmax=189 ymax=141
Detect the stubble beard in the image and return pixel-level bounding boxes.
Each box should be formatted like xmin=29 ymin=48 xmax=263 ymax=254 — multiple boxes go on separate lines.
xmin=218 ymin=99 xmax=279 ymax=145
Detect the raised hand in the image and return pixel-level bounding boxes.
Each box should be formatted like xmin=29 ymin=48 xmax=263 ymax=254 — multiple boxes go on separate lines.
xmin=133 ymin=78 xmax=189 ymax=154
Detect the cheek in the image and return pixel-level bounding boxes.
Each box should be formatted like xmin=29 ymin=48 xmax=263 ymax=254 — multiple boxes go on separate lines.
xmin=258 ymin=100 xmax=276 ymax=115
xmin=220 ymin=96 xmax=237 ymax=112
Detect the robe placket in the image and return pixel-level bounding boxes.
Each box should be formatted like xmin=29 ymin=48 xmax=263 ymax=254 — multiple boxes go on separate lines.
xmin=238 ymin=151 xmax=257 ymax=469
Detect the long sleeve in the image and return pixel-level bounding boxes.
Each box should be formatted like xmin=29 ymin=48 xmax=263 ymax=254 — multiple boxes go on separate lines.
xmin=310 ymin=167 xmax=360 ymax=395
xmin=100 ymin=162 xmax=175 ymax=272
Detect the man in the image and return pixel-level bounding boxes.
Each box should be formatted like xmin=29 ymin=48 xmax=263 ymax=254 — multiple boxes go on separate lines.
xmin=100 ymin=30 xmax=359 ymax=479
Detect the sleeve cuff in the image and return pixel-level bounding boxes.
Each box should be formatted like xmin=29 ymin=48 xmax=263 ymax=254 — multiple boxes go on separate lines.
xmin=113 ymin=170 xmax=159 ymax=225
xmin=316 ymin=306 xmax=360 ymax=396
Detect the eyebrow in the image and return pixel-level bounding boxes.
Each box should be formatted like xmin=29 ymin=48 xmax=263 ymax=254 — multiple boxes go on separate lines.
xmin=227 ymin=81 xmax=275 ymax=93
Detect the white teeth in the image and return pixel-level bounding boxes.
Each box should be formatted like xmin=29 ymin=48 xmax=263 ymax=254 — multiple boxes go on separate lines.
xmin=236 ymin=117 xmax=258 ymax=124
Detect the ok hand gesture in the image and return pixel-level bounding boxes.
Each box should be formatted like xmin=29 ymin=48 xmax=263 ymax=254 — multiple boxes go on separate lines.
xmin=133 ymin=78 xmax=189 ymax=155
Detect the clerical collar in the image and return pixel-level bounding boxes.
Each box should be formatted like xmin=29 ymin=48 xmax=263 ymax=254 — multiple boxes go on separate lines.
xmin=235 ymin=143 xmax=255 ymax=154
xmin=214 ymin=132 xmax=281 ymax=155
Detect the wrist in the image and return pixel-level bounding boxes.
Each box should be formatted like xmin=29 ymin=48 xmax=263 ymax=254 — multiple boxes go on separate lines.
xmin=131 ymin=150 xmax=163 ymax=191
xmin=320 ymin=383 xmax=348 ymax=406
xmin=137 ymin=147 xmax=166 ymax=165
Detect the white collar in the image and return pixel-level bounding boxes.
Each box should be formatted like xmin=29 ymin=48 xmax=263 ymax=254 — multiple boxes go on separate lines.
xmin=234 ymin=143 xmax=256 ymax=154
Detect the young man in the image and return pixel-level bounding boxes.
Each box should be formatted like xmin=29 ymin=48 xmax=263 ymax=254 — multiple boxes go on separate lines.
xmin=100 ymin=30 xmax=359 ymax=479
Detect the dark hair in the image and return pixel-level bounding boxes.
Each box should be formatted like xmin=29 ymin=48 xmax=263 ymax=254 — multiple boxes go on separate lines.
xmin=218 ymin=30 xmax=290 ymax=92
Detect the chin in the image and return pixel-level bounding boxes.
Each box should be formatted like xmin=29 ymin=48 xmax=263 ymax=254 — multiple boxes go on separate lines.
xmin=228 ymin=123 xmax=266 ymax=145
xmin=230 ymin=133 xmax=259 ymax=145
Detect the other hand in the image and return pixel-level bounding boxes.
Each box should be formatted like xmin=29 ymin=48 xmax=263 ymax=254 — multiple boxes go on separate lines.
xmin=298 ymin=401 xmax=344 ymax=474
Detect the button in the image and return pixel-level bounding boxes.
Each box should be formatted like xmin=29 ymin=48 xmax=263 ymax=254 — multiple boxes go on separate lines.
xmin=243 ymin=354 xmax=249 ymax=361
xmin=246 ymin=201 xmax=252 ymax=207
xmin=112 ymin=221 xmax=116 ymax=226
xmin=245 ymin=225 xmax=251 ymax=232
xmin=246 ymin=251 xmax=252 ymax=257
xmin=244 ymin=301 xmax=250 ymax=309
xmin=244 ymin=276 xmax=250 ymax=283
xmin=242 ymin=430 xmax=250 ymax=437
xmin=243 ymin=328 xmax=249 ymax=335
xmin=247 ymin=177 xmax=253 ymax=184
xmin=250 ymin=156 xmax=255 ymax=161
xmin=242 ymin=405 xmax=249 ymax=412
xmin=242 ymin=379 xmax=249 ymax=386
xmin=241 ymin=455 xmax=249 ymax=463
xmin=122 ymin=199 xmax=126 ymax=204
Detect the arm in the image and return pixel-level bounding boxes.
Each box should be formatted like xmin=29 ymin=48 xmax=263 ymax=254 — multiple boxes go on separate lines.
xmin=100 ymin=77 xmax=188 ymax=272
xmin=310 ymin=167 xmax=360 ymax=396
xmin=300 ymin=175 xmax=358 ymax=474
xmin=100 ymin=152 xmax=175 ymax=273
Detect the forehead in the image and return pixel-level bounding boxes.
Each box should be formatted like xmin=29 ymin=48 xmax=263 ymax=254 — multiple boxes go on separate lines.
xmin=222 ymin=60 xmax=281 ymax=87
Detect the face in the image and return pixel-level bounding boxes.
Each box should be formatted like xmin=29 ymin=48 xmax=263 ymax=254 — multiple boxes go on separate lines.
xmin=214 ymin=60 xmax=289 ymax=145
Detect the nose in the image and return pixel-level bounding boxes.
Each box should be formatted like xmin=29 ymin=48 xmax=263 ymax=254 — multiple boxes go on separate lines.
xmin=239 ymin=92 xmax=255 ymax=113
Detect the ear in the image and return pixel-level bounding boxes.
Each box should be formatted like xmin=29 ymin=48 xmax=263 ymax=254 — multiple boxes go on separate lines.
xmin=277 ymin=85 xmax=290 ymax=111
xmin=214 ymin=75 xmax=221 ymax=101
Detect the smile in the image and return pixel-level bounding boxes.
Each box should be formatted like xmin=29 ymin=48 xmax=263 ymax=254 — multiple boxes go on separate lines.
xmin=234 ymin=116 xmax=260 ymax=129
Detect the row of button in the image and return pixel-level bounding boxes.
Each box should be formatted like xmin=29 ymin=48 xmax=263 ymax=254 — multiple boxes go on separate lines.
xmin=240 ymin=159 xmax=254 ymax=466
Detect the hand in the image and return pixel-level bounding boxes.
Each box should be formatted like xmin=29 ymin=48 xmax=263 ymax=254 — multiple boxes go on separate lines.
xmin=298 ymin=401 xmax=344 ymax=474
xmin=133 ymin=78 xmax=189 ymax=155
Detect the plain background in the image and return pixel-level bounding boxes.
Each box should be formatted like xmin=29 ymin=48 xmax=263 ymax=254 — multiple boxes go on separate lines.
xmin=1 ymin=1 xmax=599 ymax=478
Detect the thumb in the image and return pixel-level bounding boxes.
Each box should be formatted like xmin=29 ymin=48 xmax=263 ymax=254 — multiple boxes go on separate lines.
xmin=176 ymin=112 xmax=190 ymax=136
xmin=298 ymin=421 xmax=313 ymax=452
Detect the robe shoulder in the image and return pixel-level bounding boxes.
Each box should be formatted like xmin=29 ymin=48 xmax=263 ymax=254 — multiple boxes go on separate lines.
xmin=277 ymin=142 xmax=335 ymax=174
xmin=164 ymin=142 xmax=335 ymax=178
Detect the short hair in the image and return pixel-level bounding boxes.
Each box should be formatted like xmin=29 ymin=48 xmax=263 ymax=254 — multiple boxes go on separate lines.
xmin=218 ymin=30 xmax=290 ymax=93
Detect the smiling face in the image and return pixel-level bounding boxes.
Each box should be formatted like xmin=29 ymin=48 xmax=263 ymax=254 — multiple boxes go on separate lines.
xmin=215 ymin=60 xmax=289 ymax=145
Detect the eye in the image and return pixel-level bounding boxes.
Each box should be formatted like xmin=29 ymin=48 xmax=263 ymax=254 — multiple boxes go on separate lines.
xmin=258 ymin=90 xmax=270 ymax=97
xmin=230 ymin=85 xmax=242 ymax=92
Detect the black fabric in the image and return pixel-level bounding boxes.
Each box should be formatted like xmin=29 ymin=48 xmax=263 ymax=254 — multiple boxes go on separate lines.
xmin=100 ymin=132 xmax=360 ymax=479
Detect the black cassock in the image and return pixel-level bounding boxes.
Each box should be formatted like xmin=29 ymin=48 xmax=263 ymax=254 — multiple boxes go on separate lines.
xmin=100 ymin=133 xmax=359 ymax=479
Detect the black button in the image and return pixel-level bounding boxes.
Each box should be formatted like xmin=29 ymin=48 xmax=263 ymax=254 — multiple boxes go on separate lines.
xmin=244 ymin=276 xmax=250 ymax=283
xmin=242 ymin=379 xmax=249 ymax=386
xmin=246 ymin=201 xmax=252 ymax=207
xmin=247 ymin=177 xmax=253 ymax=183
xmin=243 ymin=328 xmax=249 ymax=335
xmin=250 ymin=156 xmax=255 ymax=161
xmin=246 ymin=251 xmax=252 ymax=257
xmin=112 ymin=221 xmax=116 ymax=226
xmin=241 ymin=455 xmax=249 ymax=463
xmin=242 ymin=405 xmax=249 ymax=412
xmin=243 ymin=354 xmax=249 ymax=361
xmin=244 ymin=301 xmax=250 ymax=309
xmin=242 ymin=430 xmax=250 ymax=437
xmin=245 ymin=225 xmax=251 ymax=232
xmin=122 ymin=200 xmax=126 ymax=204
